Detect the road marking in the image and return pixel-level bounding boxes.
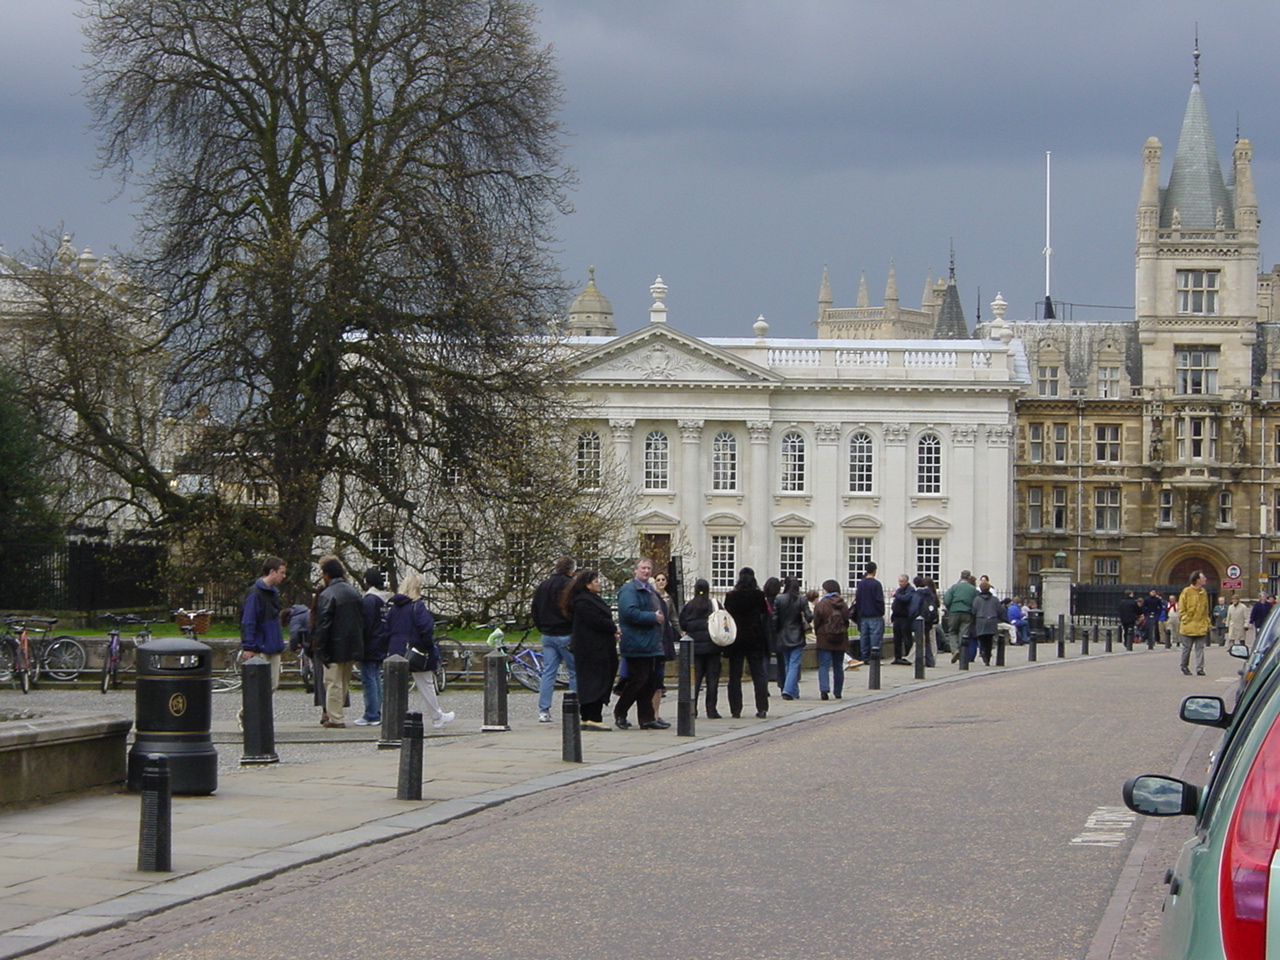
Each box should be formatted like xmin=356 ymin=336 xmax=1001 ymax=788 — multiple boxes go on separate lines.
xmin=1071 ymin=806 xmax=1139 ymax=847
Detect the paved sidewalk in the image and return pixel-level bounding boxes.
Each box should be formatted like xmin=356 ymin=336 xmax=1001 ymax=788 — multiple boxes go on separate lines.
xmin=0 ymin=648 xmax=1157 ymax=959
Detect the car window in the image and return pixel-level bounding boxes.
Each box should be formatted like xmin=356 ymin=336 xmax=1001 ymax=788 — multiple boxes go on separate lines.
xmin=1198 ymin=661 xmax=1280 ymax=831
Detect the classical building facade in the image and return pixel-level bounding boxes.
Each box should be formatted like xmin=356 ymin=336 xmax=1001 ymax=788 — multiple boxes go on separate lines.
xmin=561 ymin=277 xmax=1026 ymax=593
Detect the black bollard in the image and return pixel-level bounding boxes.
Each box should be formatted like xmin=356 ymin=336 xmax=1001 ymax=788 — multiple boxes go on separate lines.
xmin=996 ymin=633 xmax=1006 ymax=667
xmin=396 ymin=712 xmax=424 ymax=800
xmin=481 ymin=650 xmax=509 ymax=732
xmin=1028 ymin=630 xmax=1037 ymax=661
xmin=1056 ymin=626 xmax=1066 ymax=659
xmin=1081 ymin=626 xmax=1090 ymax=656
xmin=240 ymin=656 xmax=278 ymax=765
xmin=1105 ymin=627 xmax=1114 ymax=653
xmin=379 ymin=655 xmax=410 ymax=749
xmin=1165 ymin=623 xmax=1172 ymax=649
xmin=868 ymin=653 xmax=881 ymax=689
xmin=138 ymin=754 xmax=172 ymax=872
xmin=913 ymin=624 xmax=926 ymax=680
xmin=561 ymin=690 xmax=582 ymax=762
xmin=677 ymin=636 xmax=695 ymax=737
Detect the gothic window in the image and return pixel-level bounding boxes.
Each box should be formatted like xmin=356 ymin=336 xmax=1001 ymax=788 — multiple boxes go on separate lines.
xmin=712 ymin=431 xmax=738 ymax=491
xmin=848 ymin=432 xmax=874 ymax=493
xmin=1095 ymin=425 xmax=1121 ymax=463
xmin=1159 ymin=489 xmax=1174 ymax=525
xmin=1094 ymin=488 xmax=1122 ymax=533
xmin=916 ymin=433 xmax=941 ymax=494
xmin=1176 ymin=270 xmax=1219 ymax=315
xmin=576 ymin=430 xmax=602 ymax=489
xmin=1219 ymin=490 xmax=1234 ymax=526
xmin=1175 ymin=347 xmax=1219 ymax=395
xmin=1053 ymin=423 xmax=1068 ymax=462
xmin=1176 ymin=417 xmax=1218 ymax=461
xmin=780 ymin=431 xmax=806 ymax=492
xmin=1028 ymin=423 xmax=1044 ymax=462
xmin=1052 ymin=487 xmax=1068 ymax=531
xmin=643 ymin=430 xmax=669 ymax=490
xmin=1037 ymin=365 xmax=1060 ymax=397
xmin=1093 ymin=557 xmax=1120 ymax=585
xmin=1028 ymin=487 xmax=1043 ymax=530
xmin=1097 ymin=366 xmax=1121 ymax=399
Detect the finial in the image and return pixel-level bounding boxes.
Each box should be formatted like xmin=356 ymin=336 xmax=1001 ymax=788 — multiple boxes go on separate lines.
xmin=588 ymin=265 xmax=595 ymax=284
xmin=1193 ymin=26 xmax=1200 ymax=83
xmin=948 ymin=241 xmax=956 ymax=280
xmin=753 ymin=315 xmax=769 ymax=340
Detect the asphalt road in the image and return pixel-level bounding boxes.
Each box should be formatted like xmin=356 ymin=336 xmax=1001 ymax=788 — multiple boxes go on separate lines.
xmin=20 ymin=650 xmax=1216 ymax=960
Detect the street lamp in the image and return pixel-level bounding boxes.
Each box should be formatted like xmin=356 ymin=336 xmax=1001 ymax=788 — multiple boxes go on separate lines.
xmin=1054 ymin=550 xmax=1067 ymax=569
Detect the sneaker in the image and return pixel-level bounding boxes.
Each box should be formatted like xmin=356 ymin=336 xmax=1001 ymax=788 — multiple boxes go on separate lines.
xmin=538 ymin=711 xmax=553 ymax=723
xmin=353 ymin=717 xmax=377 ymax=726
xmin=432 ymin=711 xmax=456 ymax=728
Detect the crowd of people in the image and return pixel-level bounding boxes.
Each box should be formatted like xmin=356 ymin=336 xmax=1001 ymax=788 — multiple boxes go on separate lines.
xmin=1116 ymin=583 xmax=1277 ymax=676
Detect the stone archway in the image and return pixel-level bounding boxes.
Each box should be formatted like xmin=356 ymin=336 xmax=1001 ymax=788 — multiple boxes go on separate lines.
xmin=1156 ymin=542 xmax=1228 ymax=588
xmin=1168 ymin=556 xmax=1220 ymax=588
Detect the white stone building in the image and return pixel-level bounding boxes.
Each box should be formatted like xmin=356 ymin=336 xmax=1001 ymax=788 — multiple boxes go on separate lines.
xmin=560 ymin=277 xmax=1029 ymax=593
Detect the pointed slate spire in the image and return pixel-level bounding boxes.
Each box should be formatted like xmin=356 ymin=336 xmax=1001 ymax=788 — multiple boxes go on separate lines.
xmin=818 ymin=263 xmax=832 ymax=320
xmin=884 ymin=260 xmax=899 ymax=304
xmin=1160 ymin=43 xmax=1232 ymax=230
xmin=933 ymin=252 xmax=969 ymax=339
xmin=856 ymin=270 xmax=869 ymax=307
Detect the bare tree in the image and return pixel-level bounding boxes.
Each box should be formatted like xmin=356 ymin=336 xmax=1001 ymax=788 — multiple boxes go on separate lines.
xmin=77 ymin=0 xmax=575 ymax=574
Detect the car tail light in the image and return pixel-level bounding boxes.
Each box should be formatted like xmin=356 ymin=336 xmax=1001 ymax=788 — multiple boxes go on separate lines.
xmin=1220 ymin=713 xmax=1280 ymax=958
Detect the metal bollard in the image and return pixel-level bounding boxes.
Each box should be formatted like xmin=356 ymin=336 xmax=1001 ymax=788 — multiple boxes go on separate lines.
xmin=1057 ymin=625 xmax=1066 ymax=659
xmin=481 ymin=650 xmax=509 ymax=731
xmin=561 ymin=690 xmax=582 ymax=762
xmin=913 ymin=624 xmax=926 ymax=680
xmin=1081 ymin=626 xmax=1090 ymax=656
xmin=996 ymin=634 xmax=1005 ymax=667
xmin=396 ymin=712 xmax=424 ymax=800
xmin=1028 ymin=632 xmax=1037 ymax=661
xmin=138 ymin=754 xmax=172 ymax=872
xmin=1105 ymin=627 xmax=1114 ymax=653
xmin=868 ymin=653 xmax=881 ymax=689
xmin=677 ymin=637 xmax=695 ymax=737
xmin=1165 ymin=624 xmax=1172 ymax=649
xmin=379 ymin=655 xmax=410 ymax=749
xmin=240 ymin=656 xmax=278 ymax=765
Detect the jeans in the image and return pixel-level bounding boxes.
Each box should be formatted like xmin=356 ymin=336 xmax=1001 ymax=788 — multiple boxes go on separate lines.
xmin=817 ymin=648 xmax=845 ymax=697
xmin=359 ymin=659 xmax=383 ymax=721
xmin=858 ymin=616 xmax=885 ymax=662
xmin=537 ymin=634 xmax=576 ymax=712
xmin=781 ymin=645 xmax=804 ymax=698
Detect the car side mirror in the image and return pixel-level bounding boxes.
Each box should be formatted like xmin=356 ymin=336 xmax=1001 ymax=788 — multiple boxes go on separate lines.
xmin=1229 ymin=643 xmax=1250 ymax=659
xmin=1180 ymin=695 xmax=1230 ymax=728
xmin=1123 ymin=775 xmax=1199 ymax=817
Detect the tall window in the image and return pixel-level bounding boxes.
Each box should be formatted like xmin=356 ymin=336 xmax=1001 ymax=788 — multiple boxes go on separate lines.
xmin=1053 ymin=423 xmax=1068 ymax=462
xmin=779 ymin=536 xmax=805 ymax=582
xmin=1052 ymin=487 xmax=1068 ymax=531
xmin=846 ymin=537 xmax=873 ymax=590
xmin=1274 ymin=490 xmax=1280 ymax=536
xmin=1037 ymin=365 xmax=1060 ymax=397
xmin=576 ymin=431 xmax=601 ymax=488
xmin=1094 ymin=557 xmax=1120 ymax=584
xmin=1095 ymin=424 xmax=1121 ymax=463
xmin=780 ymin=432 xmax=806 ymax=491
xmin=710 ymin=535 xmax=737 ymax=590
xmin=1094 ymin=488 xmax=1121 ymax=533
xmin=1175 ymin=347 xmax=1219 ymax=395
xmin=1028 ymin=487 xmax=1043 ymax=530
xmin=1270 ymin=559 xmax=1280 ymax=599
xmin=1028 ymin=555 xmax=1043 ymax=597
xmin=1176 ymin=417 xmax=1217 ymax=461
xmin=644 ymin=430 xmax=669 ymax=490
xmin=1176 ymin=270 xmax=1219 ymax=315
xmin=1159 ymin=489 xmax=1174 ymax=525
xmin=1270 ymin=370 xmax=1280 ymax=401
xmin=1219 ymin=490 xmax=1233 ymax=526
xmin=848 ymin=432 xmax=874 ymax=493
xmin=712 ymin=431 xmax=738 ymax=491
xmin=438 ymin=531 xmax=464 ymax=584
xmin=916 ymin=433 xmax=941 ymax=494
xmin=1028 ymin=423 xmax=1044 ymax=462
xmin=1274 ymin=426 xmax=1280 ymax=465
xmin=1097 ymin=366 xmax=1121 ymax=398
xmin=506 ymin=533 xmax=534 ymax=591
xmin=915 ymin=538 xmax=941 ymax=583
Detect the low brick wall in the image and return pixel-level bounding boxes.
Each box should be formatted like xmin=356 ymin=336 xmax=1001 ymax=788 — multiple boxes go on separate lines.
xmin=0 ymin=713 xmax=132 ymax=807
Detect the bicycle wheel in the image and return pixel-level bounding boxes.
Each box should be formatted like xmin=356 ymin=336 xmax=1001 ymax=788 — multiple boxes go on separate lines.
xmin=100 ymin=649 xmax=115 ymax=693
xmin=509 ymin=650 xmax=541 ymax=691
xmin=17 ymin=648 xmax=31 ymax=693
xmin=0 ymin=641 xmax=12 ymax=683
xmin=438 ymin=637 xmax=467 ymax=683
xmin=298 ymin=653 xmax=315 ymax=693
xmin=555 ymin=660 xmax=572 ymax=688
xmin=44 ymin=637 xmax=86 ymax=681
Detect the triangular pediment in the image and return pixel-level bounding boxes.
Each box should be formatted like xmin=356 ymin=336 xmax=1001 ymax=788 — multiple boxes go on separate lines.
xmin=907 ymin=513 xmax=951 ymax=532
xmin=563 ymin=324 xmax=779 ymax=384
xmin=635 ymin=508 xmax=681 ymax=526
xmin=771 ymin=512 xmax=814 ymax=529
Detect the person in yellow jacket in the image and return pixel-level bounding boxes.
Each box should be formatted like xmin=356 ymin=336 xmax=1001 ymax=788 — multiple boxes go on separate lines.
xmin=1176 ymin=571 xmax=1211 ymax=676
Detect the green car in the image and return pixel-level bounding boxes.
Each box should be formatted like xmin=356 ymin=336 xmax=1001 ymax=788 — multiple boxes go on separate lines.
xmin=1125 ymin=652 xmax=1280 ymax=959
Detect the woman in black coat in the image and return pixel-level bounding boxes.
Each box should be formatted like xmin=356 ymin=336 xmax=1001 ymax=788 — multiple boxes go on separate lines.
xmin=678 ymin=578 xmax=722 ymax=719
xmin=723 ymin=566 xmax=771 ymax=719
xmin=563 ymin=569 xmax=619 ymax=731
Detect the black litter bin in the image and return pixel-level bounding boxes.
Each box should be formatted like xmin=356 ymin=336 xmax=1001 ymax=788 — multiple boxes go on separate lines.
xmin=1027 ymin=608 xmax=1046 ymax=643
xmin=128 ymin=636 xmax=218 ymax=795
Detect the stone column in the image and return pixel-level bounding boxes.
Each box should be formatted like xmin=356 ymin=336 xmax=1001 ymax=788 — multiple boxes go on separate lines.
xmin=1040 ymin=567 xmax=1073 ymax=625
xmin=678 ymin=419 xmax=704 ymax=569
xmin=814 ymin=422 xmax=842 ymax=577
xmin=609 ymin=419 xmax=635 ymax=482
xmin=747 ymin=420 xmax=772 ymax=570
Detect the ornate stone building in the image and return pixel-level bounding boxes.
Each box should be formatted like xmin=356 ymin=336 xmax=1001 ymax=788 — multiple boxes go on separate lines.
xmin=561 ymin=276 xmax=1025 ymax=593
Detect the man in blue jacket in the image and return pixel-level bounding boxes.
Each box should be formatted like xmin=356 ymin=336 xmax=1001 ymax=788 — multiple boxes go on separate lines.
xmin=240 ymin=556 xmax=288 ymax=690
xmin=853 ymin=561 xmax=886 ymax=663
xmin=614 ymin=557 xmax=668 ymax=730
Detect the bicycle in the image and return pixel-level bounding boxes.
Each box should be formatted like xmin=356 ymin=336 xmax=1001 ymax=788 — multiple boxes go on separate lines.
xmin=0 ymin=617 xmax=85 ymax=692
xmin=99 ymin=614 xmax=161 ymax=692
xmin=482 ymin=620 xmax=571 ymax=692
xmin=174 ymin=608 xmax=241 ymax=692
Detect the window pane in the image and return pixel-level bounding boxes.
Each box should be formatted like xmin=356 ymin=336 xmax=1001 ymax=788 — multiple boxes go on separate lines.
xmin=781 ymin=432 xmax=806 ymax=491
xmin=644 ymin=431 xmax=669 ymax=490
xmin=712 ymin=431 xmax=738 ymax=491
xmin=917 ymin=434 xmax=941 ymax=494
xmin=849 ymin=433 xmax=874 ymax=493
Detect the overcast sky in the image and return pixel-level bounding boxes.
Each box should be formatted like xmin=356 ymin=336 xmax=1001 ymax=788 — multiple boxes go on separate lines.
xmin=2 ymin=1 xmax=1277 ymax=338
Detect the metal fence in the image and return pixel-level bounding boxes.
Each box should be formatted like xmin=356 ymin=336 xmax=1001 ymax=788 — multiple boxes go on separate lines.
xmin=0 ymin=541 xmax=166 ymax=614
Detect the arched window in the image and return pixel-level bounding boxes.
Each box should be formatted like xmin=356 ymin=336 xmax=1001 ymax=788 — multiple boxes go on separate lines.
xmin=849 ymin=432 xmax=873 ymax=493
xmin=917 ymin=433 xmax=941 ymax=494
xmin=712 ymin=431 xmax=738 ymax=491
xmin=781 ymin=431 xmax=806 ymax=491
xmin=576 ymin=430 xmax=601 ymax=488
xmin=644 ymin=431 xmax=669 ymax=490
